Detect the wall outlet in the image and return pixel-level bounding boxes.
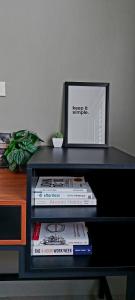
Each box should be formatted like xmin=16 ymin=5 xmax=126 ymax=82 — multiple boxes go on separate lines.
xmin=0 ymin=82 xmax=6 ymax=96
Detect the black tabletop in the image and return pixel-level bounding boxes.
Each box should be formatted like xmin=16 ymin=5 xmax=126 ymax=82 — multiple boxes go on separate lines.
xmin=27 ymin=146 xmax=135 ymax=169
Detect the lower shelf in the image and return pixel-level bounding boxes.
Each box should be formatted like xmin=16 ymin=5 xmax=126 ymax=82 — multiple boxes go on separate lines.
xmin=31 ymin=255 xmax=92 ymax=270
xmin=26 ymin=222 xmax=135 ymax=276
xmin=25 ymin=254 xmax=135 ymax=280
xmin=30 ymin=253 xmax=135 ymax=271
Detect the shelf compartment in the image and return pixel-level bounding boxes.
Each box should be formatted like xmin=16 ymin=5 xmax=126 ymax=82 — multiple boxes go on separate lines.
xmin=29 ymin=222 xmax=135 ymax=274
xmin=30 ymin=169 xmax=135 ymax=220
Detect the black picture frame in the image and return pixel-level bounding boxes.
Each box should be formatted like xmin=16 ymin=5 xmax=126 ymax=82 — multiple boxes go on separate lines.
xmin=64 ymin=82 xmax=109 ymax=148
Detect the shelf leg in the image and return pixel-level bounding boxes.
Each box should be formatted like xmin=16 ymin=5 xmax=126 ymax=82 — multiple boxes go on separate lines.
xmin=98 ymin=277 xmax=105 ymax=299
xmin=19 ymin=247 xmax=25 ymax=277
xmin=98 ymin=277 xmax=113 ymax=300
xmin=126 ymin=272 xmax=135 ymax=300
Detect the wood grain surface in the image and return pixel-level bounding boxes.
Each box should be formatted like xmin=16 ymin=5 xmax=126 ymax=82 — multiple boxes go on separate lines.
xmin=0 ymin=169 xmax=26 ymax=201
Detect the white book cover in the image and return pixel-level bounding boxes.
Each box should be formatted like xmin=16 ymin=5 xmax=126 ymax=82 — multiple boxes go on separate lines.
xmin=35 ymin=176 xmax=86 ymax=192
xmin=34 ymin=197 xmax=97 ymax=206
xmin=32 ymin=222 xmax=89 ymax=246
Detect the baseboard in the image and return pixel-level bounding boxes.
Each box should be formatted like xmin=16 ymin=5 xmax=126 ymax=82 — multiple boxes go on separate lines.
xmin=0 ymin=280 xmax=97 ymax=297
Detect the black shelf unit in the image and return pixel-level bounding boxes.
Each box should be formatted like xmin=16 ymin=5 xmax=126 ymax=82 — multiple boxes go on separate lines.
xmin=23 ymin=146 xmax=135 ymax=299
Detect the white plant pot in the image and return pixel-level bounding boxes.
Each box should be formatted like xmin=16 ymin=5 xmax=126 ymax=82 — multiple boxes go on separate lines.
xmin=52 ymin=138 xmax=63 ymax=148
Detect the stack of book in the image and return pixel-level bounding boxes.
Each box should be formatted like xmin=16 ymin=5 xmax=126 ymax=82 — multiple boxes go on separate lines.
xmin=34 ymin=176 xmax=97 ymax=206
xmin=31 ymin=222 xmax=92 ymax=256
xmin=0 ymin=133 xmax=11 ymax=163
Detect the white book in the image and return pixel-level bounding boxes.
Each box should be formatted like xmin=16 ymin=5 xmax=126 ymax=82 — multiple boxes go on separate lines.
xmin=34 ymin=181 xmax=90 ymax=193
xmin=34 ymin=191 xmax=93 ymax=199
xmin=31 ymin=244 xmax=74 ymax=256
xmin=32 ymin=222 xmax=89 ymax=246
xmin=34 ymin=197 xmax=97 ymax=206
xmin=35 ymin=176 xmax=86 ymax=192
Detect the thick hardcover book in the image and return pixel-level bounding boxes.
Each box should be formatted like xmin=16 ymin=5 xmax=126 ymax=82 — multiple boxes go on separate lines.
xmin=34 ymin=197 xmax=97 ymax=206
xmin=35 ymin=176 xmax=86 ymax=192
xmin=31 ymin=244 xmax=92 ymax=256
xmin=32 ymin=222 xmax=89 ymax=246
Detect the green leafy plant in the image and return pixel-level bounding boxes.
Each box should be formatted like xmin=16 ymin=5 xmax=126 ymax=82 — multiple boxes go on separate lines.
xmin=3 ymin=130 xmax=43 ymax=172
xmin=53 ymin=131 xmax=63 ymax=138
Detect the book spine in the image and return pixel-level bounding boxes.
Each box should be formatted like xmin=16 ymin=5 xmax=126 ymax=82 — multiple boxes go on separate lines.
xmin=34 ymin=187 xmax=88 ymax=193
xmin=34 ymin=192 xmax=93 ymax=199
xmin=0 ymin=144 xmax=8 ymax=149
xmin=32 ymin=223 xmax=41 ymax=240
xmin=37 ymin=176 xmax=85 ymax=182
xmin=73 ymin=245 xmax=92 ymax=255
xmin=34 ymin=198 xmax=97 ymax=206
xmin=31 ymin=244 xmax=92 ymax=256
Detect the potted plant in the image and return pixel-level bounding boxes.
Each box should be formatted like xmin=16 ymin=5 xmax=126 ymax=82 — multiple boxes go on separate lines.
xmin=52 ymin=132 xmax=64 ymax=148
xmin=3 ymin=129 xmax=43 ymax=172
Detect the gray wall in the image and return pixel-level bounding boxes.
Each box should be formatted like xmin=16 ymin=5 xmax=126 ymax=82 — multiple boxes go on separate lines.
xmin=0 ymin=0 xmax=135 ymax=154
xmin=0 ymin=0 xmax=135 ymax=298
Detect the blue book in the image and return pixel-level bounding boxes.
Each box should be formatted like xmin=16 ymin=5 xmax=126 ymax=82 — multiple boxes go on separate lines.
xmin=73 ymin=245 xmax=92 ymax=255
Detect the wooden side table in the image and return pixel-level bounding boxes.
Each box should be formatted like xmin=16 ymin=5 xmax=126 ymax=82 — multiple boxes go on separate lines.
xmin=0 ymin=169 xmax=26 ymax=245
